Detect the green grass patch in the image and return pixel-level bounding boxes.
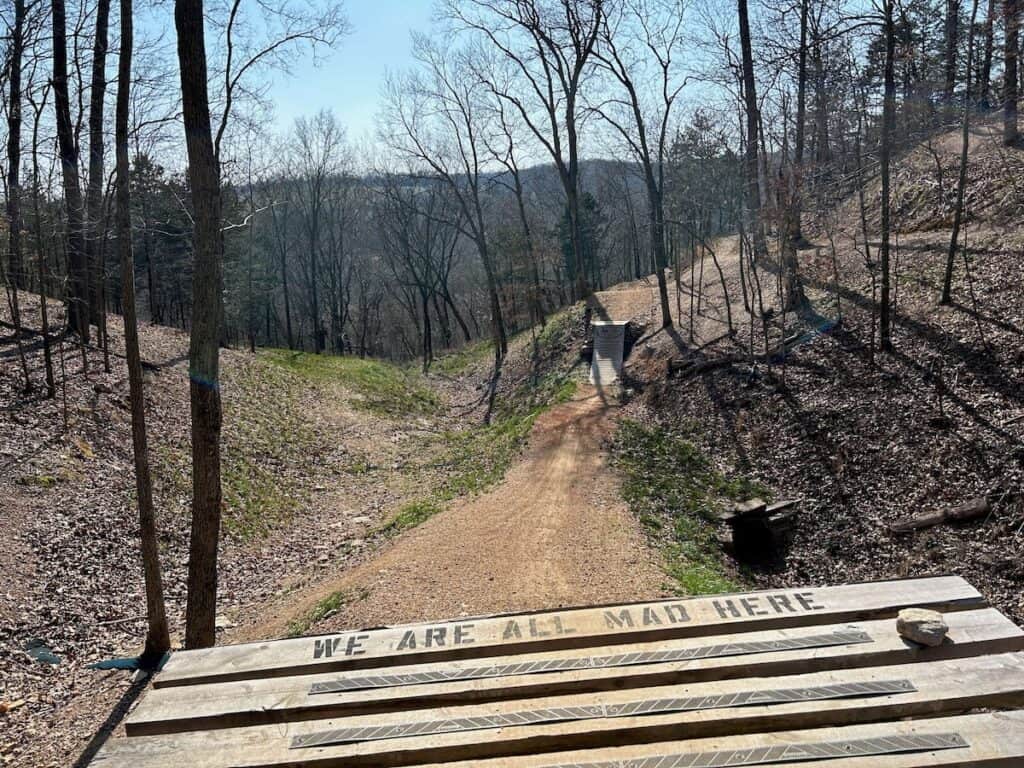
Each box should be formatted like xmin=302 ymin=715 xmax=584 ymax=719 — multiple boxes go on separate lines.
xmin=378 ymin=499 xmax=443 ymax=535
xmin=16 ymin=473 xmax=58 ymax=488
xmin=286 ymin=586 xmax=371 ymax=638
xmin=432 ymin=339 xmax=495 ymax=376
xmin=533 ymin=308 xmax=576 ymax=351
xmin=263 ymin=349 xmax=439 ymax=418
xmin=154 ymin=356 xmax=325 ymax=541
xmin=220 ymin=457 xmax=298 ymax=539
xmin=220 ymin=358 xmax=316 ymax=538
xmin=612 ymin=419 xmax=769 ymax=596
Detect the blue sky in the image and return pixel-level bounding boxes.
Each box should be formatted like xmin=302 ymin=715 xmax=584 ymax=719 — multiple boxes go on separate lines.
xmin=266 ymin=0 xmax=435 ymax=142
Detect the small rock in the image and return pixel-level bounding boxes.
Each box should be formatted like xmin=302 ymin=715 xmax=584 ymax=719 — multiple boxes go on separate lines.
xmin=214 ymin=615 xmax=236 ymax=630
xmin=897 ymin=608 xmax=948 ymax=647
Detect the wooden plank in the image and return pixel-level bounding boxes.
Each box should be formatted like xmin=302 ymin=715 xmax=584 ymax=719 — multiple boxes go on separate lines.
xmin=92 ymin=652 xmax=1024 ymax=767
xmin=415 ymin=711 xmax=1024 ymax=768
xmin=154 ymin=576 xmax=984 ymax=688
xmin=126 ymin=608 xmax=1024 ymax=736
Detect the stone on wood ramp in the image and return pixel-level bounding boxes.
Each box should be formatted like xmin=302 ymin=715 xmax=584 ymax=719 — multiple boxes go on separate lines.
xmin=91 ymin=576 xmax=1024 ymax=767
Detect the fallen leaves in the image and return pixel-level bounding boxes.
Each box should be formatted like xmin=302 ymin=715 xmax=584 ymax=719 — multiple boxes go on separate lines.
xmin=627 ymin=224 xmax=1024 ymax=627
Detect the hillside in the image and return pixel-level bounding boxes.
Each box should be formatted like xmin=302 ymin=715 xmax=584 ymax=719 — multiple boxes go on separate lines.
xmin=2 ymin=122 xmax=1023 ymax=766
xmin=615 ymin=122 xmax=1024 ymax=624
xmin=1 ymin=295 xmax=628 ymax=766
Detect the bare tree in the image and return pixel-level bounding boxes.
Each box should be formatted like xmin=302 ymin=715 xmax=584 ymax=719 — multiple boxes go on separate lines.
xmin=28 ymin=76 xmax=56 ymax=398
xmin=382 ymin=36 xmax=508 ymax=362
xmin=738 ymin=0 xmax=768 ymax=257
xmin=1006 ymin=0 xmax=1020 ymax=145
xmin=943 ymin=0 xmax=961 ymax=104
xmin=979 ymin=0 xmax=996 ymax=106
xmin=85 ymin=0 xmax=112 ymax=330
xmin=376 ymin=174 xmax=459 ymax=372
xmin=51 ymin=0 xmax=91 ymax=341
xmin=6 ymin=0 xmax=31 ymax=392
xmin=592 ymin=0 xmax=687 ymax=328
xmin=268 ymin=175 xmax=296 ymax=349
xmin=117 ymin=0 xmax=171 ymax=663
xmin=448 ymin=0 xmax=603 ymax=300
xmin=879 ymin=0 xmax=896 ymax=351
xmin=288 ymin=109 xmax=347 ymax=353
xmin=211 ymin=0 xmax=348 ymax=162
xmin=175 ymin=0 xmax=226 ymax=650
xmin=942 ymin=0 xmax=981 ymax=304
xmin=484 ymin=99 xmax=546 ymax=328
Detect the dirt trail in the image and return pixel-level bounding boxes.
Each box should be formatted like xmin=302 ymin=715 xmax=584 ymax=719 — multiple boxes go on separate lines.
xmin=238 ymin=386 xmax=667 ymax=640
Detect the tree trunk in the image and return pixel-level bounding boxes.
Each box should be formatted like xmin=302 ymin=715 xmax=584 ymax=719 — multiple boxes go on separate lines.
xmin=420 ymin=290 xmax=432 ymax=372
xmin=942 ymin=0 xmax=981 ymax=304
xmin=7 ymin=0 xmax=25 ymax=297
xmin=880 ymin=0 xmax=897 ymax=351
xmin=1006 ymin=0 xmax=1021 ymax=145
xmin=738 ymin=0 xmax=766 ymax=256
xmin=51 ymin=0 xmax=91 ymax=342
xmin=476 ymin=236 xmax=508 ymax=363
xmin=565 ymin=101 xmax=591 ymax=300
xmin=442 ymin=288 xmax=472 ymax=343
xmin=310 ymin=244 xmax=323 ymax=353
xmin=645 ymin=179 xmax=673 ymax=328
xmin=791 ymin=0 xmax=808 ymax=245
xmin=811 ymin=42 xmax=830 ymax=163
xmin=944 ymin=0 xmax=961 ymax=105
xmin=175 ymin=0 xmax=225 ymax=650
xmin=270 ymin=203 xmax=294 ymax=349
xmin=246 ymin=165 xmax=257 ymax=354
xmin=979 ymin=0 xmax=995 ymax=106
xmin=564 ymin=181 xmax=587 ymax=299
xmin=117 ymin=0 xmax=171 ymax=663
xmin=510 ymin=173 xmax=545 ymax=328
xmin=6 ymin=0 xmax=32 ymax=393
xmin=86 ymin=0 xmax=112 ymax=328
xmin=30 ymin=86 xmax=56 ymax=397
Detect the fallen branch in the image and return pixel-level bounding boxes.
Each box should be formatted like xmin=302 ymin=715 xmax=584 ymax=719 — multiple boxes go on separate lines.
xmin=668 ymin=333 xmax=804 ymax=378
xmin=890 ymin=497 xmax=991 ymax=534
xmin=0 ymin=699 xmax=26 ymax=715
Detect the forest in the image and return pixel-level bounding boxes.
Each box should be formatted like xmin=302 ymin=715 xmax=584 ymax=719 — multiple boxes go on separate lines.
xmin=1 ymin=0 xmax=1023 ymax=763
xmin=7 ymin=0 xmax=1018 ymax=376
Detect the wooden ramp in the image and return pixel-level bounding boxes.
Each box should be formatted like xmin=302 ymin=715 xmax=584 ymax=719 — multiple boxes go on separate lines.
xmin=91 ymin=576 xmax=1024 ymax=767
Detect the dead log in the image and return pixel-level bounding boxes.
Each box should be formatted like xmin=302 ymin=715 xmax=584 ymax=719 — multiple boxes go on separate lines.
xmin=668 ymin=353 xmax=745 ymax=376
xmin=890 ymin=497 xmax=992 ymax=534
xmin=667 ymin=334 xmax=805 ymax=379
